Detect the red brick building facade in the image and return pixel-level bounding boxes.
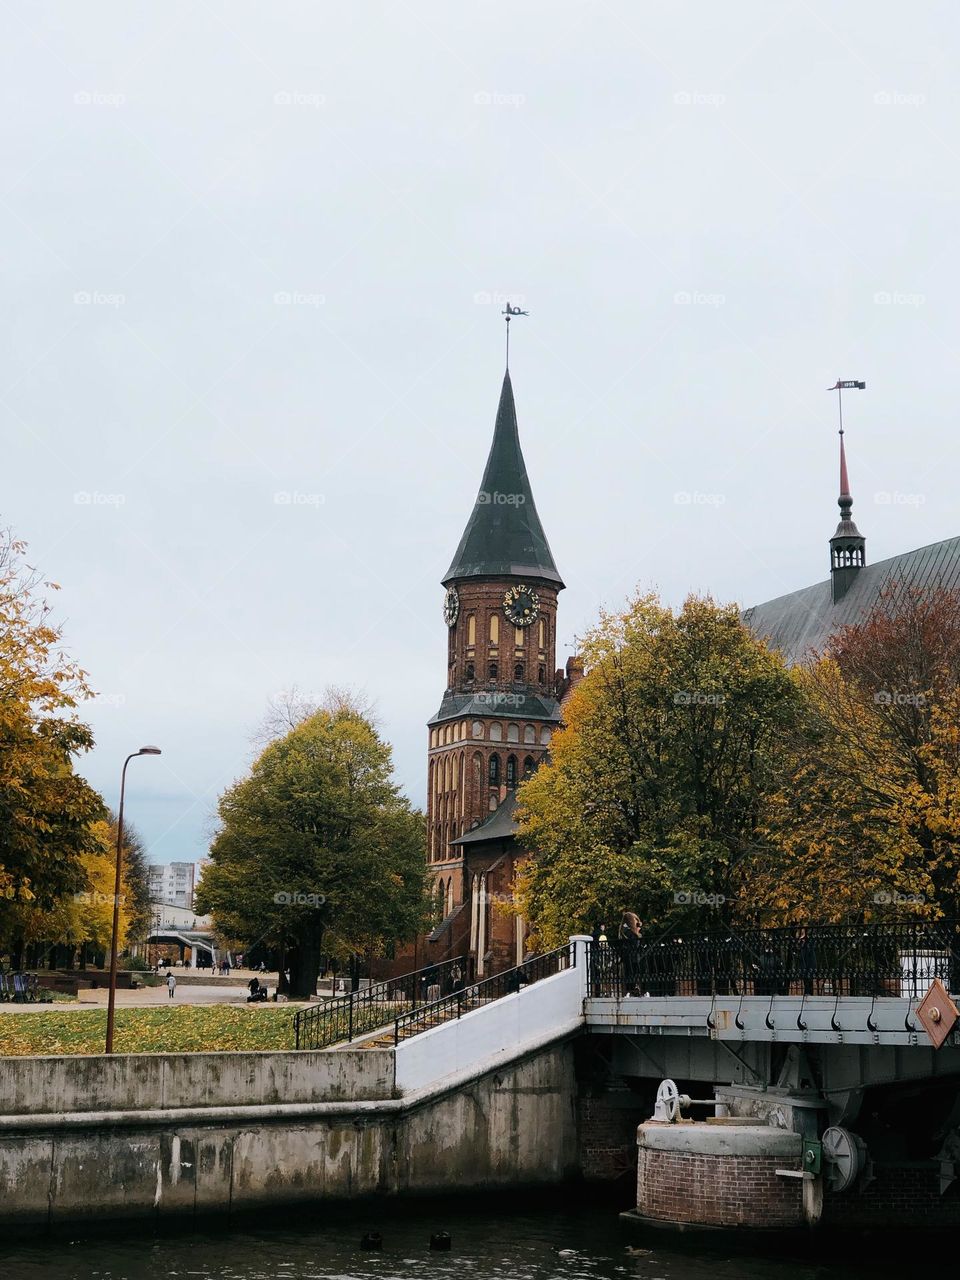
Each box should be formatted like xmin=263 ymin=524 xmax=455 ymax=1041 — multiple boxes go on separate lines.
xmin=417 ymin=368 xmax=579 ymax=978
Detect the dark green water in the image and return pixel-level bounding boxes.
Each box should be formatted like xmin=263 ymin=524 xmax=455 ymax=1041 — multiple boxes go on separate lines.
xmin=0 ymin=1206 xmax=900 ymax=1280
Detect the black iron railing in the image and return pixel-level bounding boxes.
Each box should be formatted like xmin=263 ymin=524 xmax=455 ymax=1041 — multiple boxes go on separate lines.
xmin=587 ymin=920 xmax=960 ymax=1002
xmin=391 ymin=945 xmax=572 ymax=1046
xmin=294 ymin=956 xmax=466 ymax=1050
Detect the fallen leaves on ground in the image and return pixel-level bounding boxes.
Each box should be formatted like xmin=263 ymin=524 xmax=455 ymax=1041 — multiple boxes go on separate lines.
xmin=0 ymin=1005 xmax=298 ymax=1056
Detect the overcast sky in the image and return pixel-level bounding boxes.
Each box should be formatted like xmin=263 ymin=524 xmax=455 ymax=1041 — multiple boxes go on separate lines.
xmin=3 ymin=2 xmax=958 ymax=861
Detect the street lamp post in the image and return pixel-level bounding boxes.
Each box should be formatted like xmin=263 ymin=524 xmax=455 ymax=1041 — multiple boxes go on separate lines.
xmin=105 ymin=746 xmax=161 ymax=1055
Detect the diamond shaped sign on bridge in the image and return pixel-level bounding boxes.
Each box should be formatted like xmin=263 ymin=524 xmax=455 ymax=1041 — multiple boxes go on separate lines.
xmin=916 ymin=978 xmax=959 ymax=1050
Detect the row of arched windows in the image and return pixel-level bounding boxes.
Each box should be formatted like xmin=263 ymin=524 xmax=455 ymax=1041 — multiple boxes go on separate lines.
xmin=488 ymin=753 xmax=536 ymax=787
xmin=430 ymin=722 xmax=553 ymax=748
xmin=456 ymin=612 xmax=550 ymax=649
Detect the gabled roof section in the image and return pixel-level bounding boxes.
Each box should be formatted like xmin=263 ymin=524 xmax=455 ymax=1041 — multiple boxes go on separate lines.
xmin=442 ymin=370 xmax=564 ymax=588
xmin=451 ymin=793 xmax=521 ymax=846
xmin=743 ymin=535 xmax=960 ymax=665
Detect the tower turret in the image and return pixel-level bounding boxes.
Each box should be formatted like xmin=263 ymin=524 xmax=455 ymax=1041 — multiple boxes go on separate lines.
xmin=830 ymin=427 xmax=866 ymax=603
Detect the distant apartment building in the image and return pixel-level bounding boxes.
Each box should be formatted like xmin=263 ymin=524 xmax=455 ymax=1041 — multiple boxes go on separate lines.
xmin=147 ymin=861 xmax=196 ymax=909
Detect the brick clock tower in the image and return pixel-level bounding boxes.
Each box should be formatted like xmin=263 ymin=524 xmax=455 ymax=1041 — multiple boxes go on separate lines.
xmin=424 ymin=367 xmax=576 ymax=977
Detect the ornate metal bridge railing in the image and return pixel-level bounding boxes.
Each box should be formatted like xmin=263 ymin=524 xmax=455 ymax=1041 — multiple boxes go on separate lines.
xmin=391 ymin=945 xmax=572 ymax=1045
xmin=293 ymin=955 xmax=466 ymax=1050
xmin=587 ymin=920 xmax=960 ymax=1002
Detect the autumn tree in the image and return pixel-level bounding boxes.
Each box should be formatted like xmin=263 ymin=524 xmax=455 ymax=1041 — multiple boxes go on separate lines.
xmin=198 ymin=700 xmax=429 ymax=998
xmin=0 ymin=527 xmax=106 ymax=959
xmin=749 ymin=584 xmax=960 ymax=922
xmin=514 ymin=592 xmax=801 ymax=947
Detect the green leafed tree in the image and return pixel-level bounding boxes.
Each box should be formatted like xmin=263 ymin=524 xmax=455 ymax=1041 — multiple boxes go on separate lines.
xmin=514 ymin=592 xmax=801 ymax=947
xmin=197 ymin=700 xmax=429 ymax=998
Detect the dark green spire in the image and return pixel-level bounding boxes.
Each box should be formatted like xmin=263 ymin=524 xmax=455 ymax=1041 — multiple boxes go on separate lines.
xmin=442 ymin=371 xmax=563 ymax=588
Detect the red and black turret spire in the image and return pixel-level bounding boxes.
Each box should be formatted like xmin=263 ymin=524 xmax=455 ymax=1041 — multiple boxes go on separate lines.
xmin=829 ymin=380 xmax=867 ymax=603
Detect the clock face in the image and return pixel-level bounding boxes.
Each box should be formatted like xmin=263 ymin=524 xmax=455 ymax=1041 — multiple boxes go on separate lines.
xmin=503 ymin=584 xmax=540 ymax=627
xmin=443 ymin=586 xmax=460 ymax=627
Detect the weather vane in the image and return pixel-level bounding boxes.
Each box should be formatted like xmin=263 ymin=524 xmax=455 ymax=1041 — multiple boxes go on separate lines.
xmin=827 ymin=378 xmax=866 ymax=435
xmin=502 ymin=301 xmax=529 ymax=368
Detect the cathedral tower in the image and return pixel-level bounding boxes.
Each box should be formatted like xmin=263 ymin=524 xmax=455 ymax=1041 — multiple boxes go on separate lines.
xmin=426 ymin=368 xmax=564 ymax=953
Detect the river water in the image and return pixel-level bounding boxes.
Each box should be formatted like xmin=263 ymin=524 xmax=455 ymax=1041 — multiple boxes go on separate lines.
xmin=0 ymin=1204 xmax=901 ymax=1280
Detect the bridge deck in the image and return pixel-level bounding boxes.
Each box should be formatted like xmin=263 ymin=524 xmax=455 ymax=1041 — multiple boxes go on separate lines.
xmin=586 ymin=994 xmax=955 ymax=1048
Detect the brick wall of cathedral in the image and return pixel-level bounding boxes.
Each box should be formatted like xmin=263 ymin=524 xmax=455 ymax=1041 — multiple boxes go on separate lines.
xmin=426 ymin=577 xmax=560 ymax=866
xmin=427 ymin=717 xmax=554 ymax=864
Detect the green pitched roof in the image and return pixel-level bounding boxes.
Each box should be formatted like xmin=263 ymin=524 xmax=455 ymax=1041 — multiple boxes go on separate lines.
xmin=442 ymin=371 xmax=563 ymax=588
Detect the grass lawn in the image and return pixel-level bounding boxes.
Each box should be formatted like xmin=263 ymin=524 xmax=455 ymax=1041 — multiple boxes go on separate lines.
xmin=0 ymin=1004 xmax=299 ymax=1056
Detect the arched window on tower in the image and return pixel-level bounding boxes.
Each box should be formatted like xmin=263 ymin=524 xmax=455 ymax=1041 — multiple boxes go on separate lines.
xmin=467 ymin=615 xmax=476 ymax=646
xmin=523 ymin=755 xmax=536 ymax=778
xmin=489 ymin=614 xmax=499 ymax=645
xmin=489 ymin=754 xmax=500 ymax=785
xmin=513 ymin=662 xmax=524 ymax=681
xmin=538 ymin=664 xmax=546 ymax=683
xmin=538 ymin=619 xmax=545 ymax=650
xmin=465 ymin=662 xmax=475 ymax=682
xmin=507 ymin=723 xmax=519 ymax=743
xmin=523 ymin=724 xmax=536 ymax=744
xmin=488 ymin=662 xmax=498 ymax=680
xmin=490 ymin=723 xmax=503 ymax=742
xmin=506 ymin=755 xmax=517 ymax=787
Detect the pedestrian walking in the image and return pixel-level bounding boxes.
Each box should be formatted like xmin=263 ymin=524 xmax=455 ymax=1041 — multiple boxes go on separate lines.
xmin=619 ymin=911 xmax=643 ymax=996
xmin=166 ymin=971 xmax=177 ymax=1000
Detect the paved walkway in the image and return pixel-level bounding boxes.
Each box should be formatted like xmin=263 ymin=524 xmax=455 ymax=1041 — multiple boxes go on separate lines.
xmin=0 ymin=971 xmax=317 ymax=1011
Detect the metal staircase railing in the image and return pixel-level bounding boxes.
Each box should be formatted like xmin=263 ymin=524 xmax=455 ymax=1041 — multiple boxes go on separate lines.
xmin=391 ymin=945 xmax=572 ymax=1045
xmin=293 ymin=956 xmax=466 ymax=1050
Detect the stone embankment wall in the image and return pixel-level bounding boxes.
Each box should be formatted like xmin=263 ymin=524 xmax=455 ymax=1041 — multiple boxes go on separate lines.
xmin=0 ymin=1043 xmax=579 ymax=1231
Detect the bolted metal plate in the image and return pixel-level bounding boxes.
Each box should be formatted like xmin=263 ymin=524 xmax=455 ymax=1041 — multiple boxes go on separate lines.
xmin=802 ymin=1138 xmax=822 ymax=1176
xmin=917 ymin=978 xmax=959 ymax=1050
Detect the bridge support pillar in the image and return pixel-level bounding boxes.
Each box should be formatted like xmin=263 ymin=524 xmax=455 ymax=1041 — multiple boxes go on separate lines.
xmin=631 ymin=1121 xmax=806 ymax=1231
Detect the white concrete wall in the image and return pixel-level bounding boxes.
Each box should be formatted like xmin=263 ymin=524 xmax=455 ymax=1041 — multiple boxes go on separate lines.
xmin=395 ymin=962 xmax=585 ymax=1095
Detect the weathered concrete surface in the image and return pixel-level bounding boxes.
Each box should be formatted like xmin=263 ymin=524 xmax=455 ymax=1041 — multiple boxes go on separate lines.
xmin=0 ymin=1043 xmax=579 ymax=1230
xmin=0 ymin=1049 xmax=396 ymax=1114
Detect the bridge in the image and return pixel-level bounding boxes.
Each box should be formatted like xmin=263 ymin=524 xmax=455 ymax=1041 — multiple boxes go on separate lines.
xmin=290 ymin=920 xmax=960 ymax=1232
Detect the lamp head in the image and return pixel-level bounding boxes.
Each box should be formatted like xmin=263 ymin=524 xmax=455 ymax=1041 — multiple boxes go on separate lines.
xmin=139 ymin=746 xmax=162 ymax=756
